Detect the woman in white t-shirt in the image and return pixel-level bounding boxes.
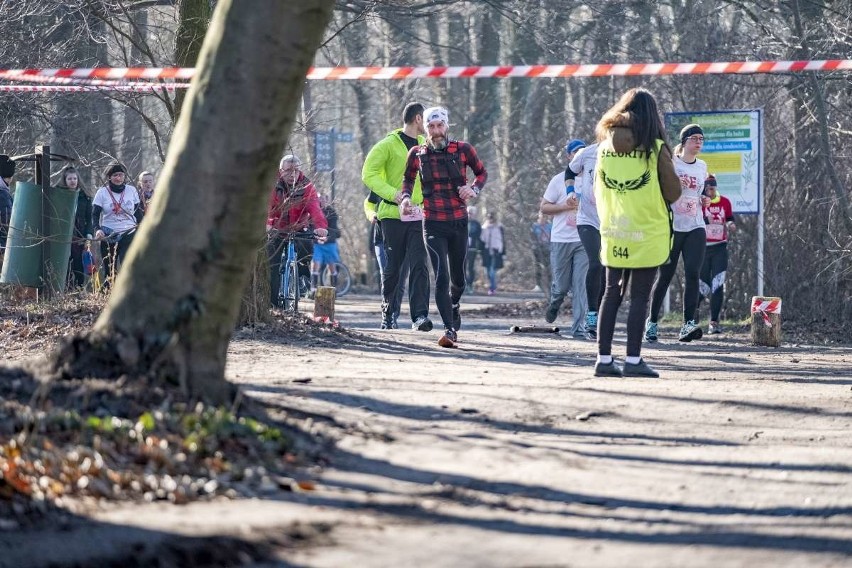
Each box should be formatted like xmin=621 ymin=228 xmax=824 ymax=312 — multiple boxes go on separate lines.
xmin=91 ymin=161 xmax=143 ymax=287
xmin=645 ymin=124 xmax=710 ymax=343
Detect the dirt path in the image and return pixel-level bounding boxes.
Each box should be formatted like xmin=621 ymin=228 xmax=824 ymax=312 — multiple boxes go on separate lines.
xmin=19 ymin=292 xmax=852 ymax=567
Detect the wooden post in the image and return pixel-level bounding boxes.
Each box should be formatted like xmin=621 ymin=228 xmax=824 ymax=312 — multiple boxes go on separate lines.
xmin=313 ymin=285 xmax=336 ymax=321
xmin=751 ymin=296 xmax=782 ymax=347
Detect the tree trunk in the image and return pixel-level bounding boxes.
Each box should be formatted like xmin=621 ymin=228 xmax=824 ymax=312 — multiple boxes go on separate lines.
xmin=53 ymin=0 xmax=334 ymax=404
xmin=174 ymin=0 xmax=213 ymax=120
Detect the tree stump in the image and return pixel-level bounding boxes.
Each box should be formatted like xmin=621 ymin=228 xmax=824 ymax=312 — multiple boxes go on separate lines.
xmin=751 ymin=296 xmax=782 ymax=347
xmin=313 ymin=286 xmax=336 ymax=321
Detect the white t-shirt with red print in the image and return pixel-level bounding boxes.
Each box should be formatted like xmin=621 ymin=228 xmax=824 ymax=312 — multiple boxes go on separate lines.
xmin=702 ymin=193 xmax=734 ymax=245
xmin=543 ymin=172 xmax=580 ymax=243
xmin=93 ymin=184 xmax=140 ymax=233
xmin=671 ymin=155 xmax=708 ymax=233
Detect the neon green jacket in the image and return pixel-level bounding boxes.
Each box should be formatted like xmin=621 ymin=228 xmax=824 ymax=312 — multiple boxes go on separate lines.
xmin=361 ymin=129 xmax=424 ymax=220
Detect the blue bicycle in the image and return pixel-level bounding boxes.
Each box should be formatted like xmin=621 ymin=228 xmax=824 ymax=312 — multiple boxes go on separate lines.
xmin=277 ymin=230 xmax=317 ymax=313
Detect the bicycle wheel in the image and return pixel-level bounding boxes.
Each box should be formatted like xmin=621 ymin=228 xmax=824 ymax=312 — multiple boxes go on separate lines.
xmin=282 ymin=260 xmax=299 ymax=313
xmin=320 ymin=262 xmax=351 ymax=297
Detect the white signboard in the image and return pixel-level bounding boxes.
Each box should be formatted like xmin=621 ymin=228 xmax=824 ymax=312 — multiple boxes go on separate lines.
xmin=665 ymin=110 xmax=763 ymax=214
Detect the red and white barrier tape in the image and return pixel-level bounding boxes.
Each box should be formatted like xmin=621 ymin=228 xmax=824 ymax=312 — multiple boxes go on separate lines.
xmin=0 ymin=84 xmax=184 ymax=92
xmin=751 ymin=298 xmax=782 ymax=327
xmin=1 ymin=59 xmax=851 ymax=83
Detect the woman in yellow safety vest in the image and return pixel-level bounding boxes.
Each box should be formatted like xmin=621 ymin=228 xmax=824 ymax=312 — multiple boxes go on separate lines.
xmin=592 ymin=88 xmax=681 ymax=378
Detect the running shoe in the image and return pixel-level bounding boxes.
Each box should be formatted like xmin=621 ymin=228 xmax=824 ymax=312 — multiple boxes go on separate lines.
xmin=644 ymin=319 xmax=658 ymax=343
xmin=585 ymin=311 xmax=598 ymax=340
xmin=452 ymin=303 xmax=461 ymax=331
xmin=438 ymin=329 xmax=458 ymax=348
xmin=412 ymin=316 xmax=433 ymax=332
xmin=678 ymin=320 xmax=703 ymax=342
xmin=545 ymin=303 xmax=559 ymax=323
xmin=708 ymin=321 xmax=722 ymax=334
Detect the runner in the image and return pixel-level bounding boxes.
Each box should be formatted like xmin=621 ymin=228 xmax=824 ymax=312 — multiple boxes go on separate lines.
xmin=541 ymin=139 xmax=588 ymax=337
xmin=362 ymin=102 xmax=432 ymax=331
xmin=568 ymin=140 xmax=605 ymax=339
xmin=400 ymin=106 xmax=487 ymax=348
xmin=645 ymin=123 xmax=710 ymax=343
xmin=699 ymin=174 xmax=736 ymax=334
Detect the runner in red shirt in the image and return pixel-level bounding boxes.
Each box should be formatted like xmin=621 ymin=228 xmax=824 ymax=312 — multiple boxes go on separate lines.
xmin=699 ymin=175 xmax=736 ymax=334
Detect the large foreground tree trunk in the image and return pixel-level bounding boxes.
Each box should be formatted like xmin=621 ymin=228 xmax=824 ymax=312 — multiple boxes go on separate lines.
xmin=53 ymin=0 xmax=334 ymax=403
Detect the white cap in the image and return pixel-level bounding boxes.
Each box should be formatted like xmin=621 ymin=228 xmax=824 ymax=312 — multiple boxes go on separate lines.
xmin=423 ymin=106 xmax=449 ymax=125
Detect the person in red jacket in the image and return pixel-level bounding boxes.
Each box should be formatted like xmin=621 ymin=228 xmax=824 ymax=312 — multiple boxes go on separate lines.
xmin=699 ymin=174 xmax=736 ymax=334
xmin=266 ymin=154 xmax=328 ymax=307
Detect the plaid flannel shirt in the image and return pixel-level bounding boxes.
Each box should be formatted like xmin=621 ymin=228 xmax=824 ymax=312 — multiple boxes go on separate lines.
xmin=402 ymin=141 xmax=487 ymax=222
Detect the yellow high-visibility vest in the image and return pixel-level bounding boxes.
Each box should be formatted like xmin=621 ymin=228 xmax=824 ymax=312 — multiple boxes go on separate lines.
xmin=594 ymin=139 xmax=672 ymax=268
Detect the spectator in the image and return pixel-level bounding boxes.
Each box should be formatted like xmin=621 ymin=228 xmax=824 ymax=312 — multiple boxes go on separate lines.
xmin=137 ymin=171 xmax=156 ymax=212
xmin=58 ymin=166 xmax=93 ymax=290
xmin=480 ymin=212 xmax=504 ymax=296
xmin=530 ymin=211 xmax=552 ymax=294
xmin=92 ymin=161 xmax=143 ymax=287
xmin=311 ymin=194 xmax=341 ymax=292
xmin=466 ymin=205 xmax=483 ymax=292
xmin=0 ymin=154 xmax=15 ymax=263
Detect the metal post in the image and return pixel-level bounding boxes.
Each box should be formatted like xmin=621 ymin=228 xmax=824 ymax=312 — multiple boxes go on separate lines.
xmin=330 ymin=126 xmax=336 ymax=201
xmin=36 ymin=144 xmax=52 ymax=298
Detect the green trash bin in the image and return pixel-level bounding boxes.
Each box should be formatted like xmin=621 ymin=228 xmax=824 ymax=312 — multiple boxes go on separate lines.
xmin=1 ymin=181 xmax=79 ymax=293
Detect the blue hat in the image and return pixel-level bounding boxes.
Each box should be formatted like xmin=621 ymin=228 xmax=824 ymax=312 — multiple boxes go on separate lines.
xmin=565 ymin=139 xmax=586 ymax=154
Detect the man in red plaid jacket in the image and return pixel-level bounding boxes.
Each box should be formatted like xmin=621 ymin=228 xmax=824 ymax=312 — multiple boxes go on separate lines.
xmin=400 ymin=106 xmax=487 ymax=348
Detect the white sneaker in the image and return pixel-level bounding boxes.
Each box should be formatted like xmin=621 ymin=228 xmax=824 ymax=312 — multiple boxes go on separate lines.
xmin=678 ymin=320 xmax=703 ymax=342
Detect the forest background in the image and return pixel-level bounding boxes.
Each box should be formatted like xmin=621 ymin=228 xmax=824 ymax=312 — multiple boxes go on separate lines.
xmin=1 ymin=0 xmax=850 ymax=326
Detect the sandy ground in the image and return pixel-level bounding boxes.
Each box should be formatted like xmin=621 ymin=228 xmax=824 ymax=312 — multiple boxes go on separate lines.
xmin=6 ymin=292 xmax=852 ymax=567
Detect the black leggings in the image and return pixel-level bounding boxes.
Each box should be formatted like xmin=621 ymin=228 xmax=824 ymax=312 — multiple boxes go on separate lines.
xmin=699 ymin=242 xmax=728 ymax=322
xmin=577 ymin=224 xmax=605 ymax=313
xmin=649 ymin=228 xmax=706 ymax=323
xmin=597 ymin=267 xmax=657 ymax=358
xmin=424 ymin=219 xmax=468 ymax=330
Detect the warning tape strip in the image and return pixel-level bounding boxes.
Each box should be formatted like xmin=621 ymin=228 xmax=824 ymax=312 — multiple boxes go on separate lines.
xmin=0 ymin=84 xmax=183 ymax=92
xmin=751 ymin=298 xmax=782 ymax=327
xmin=1 ymin=59 xmax=851 ymax=83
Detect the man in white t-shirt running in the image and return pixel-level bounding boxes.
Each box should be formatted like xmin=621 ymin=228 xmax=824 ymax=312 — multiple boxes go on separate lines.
xmin=540 ymin=140 xmax=589 ymax=337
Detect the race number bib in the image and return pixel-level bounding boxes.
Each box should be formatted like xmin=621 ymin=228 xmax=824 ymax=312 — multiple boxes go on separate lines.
xmin=400 ymin=204 xmax=424 ymax=222
xmin=673 ymin=196 xmax=699 ymax=216
xmin=706 ymin=224 xmax=725 ymax=240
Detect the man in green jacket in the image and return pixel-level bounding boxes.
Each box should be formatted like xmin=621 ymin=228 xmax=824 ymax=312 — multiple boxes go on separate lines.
xmin=362 ymin=102 xmax=432 ymax=331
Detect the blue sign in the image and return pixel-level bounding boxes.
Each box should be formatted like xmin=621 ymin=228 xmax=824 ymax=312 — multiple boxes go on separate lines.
xmin=314 ymin=130 xmax=335 ymax=172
